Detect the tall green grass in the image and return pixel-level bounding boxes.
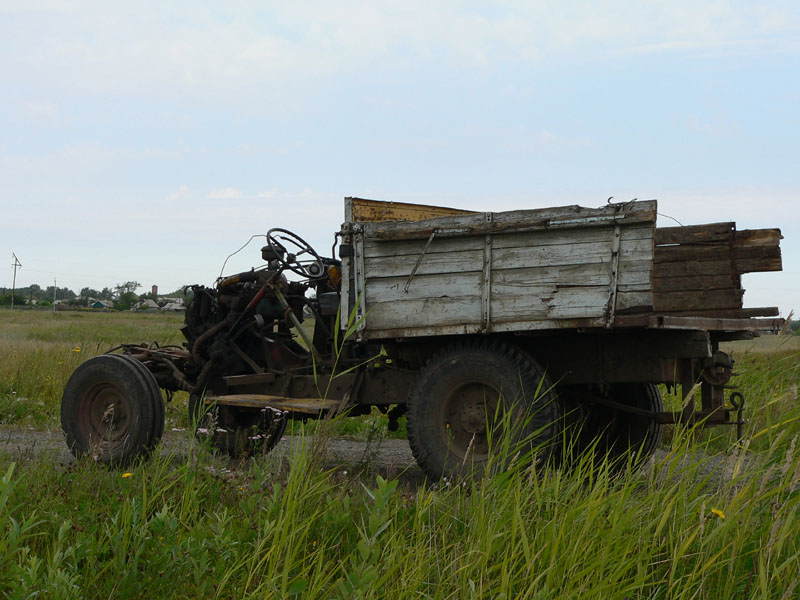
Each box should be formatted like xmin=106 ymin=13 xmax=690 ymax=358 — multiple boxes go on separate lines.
xmin=2 ymin=309 xmax=800 ymax=598
xmin=2 ymin=419 xmax=800 ymax=598
xmin=0 ymin=309 xmax=184 ymax=428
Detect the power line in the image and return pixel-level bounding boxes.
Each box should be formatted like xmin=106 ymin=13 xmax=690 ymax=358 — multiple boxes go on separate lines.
xmin=11 ymin=253 xmax=21 ymax=309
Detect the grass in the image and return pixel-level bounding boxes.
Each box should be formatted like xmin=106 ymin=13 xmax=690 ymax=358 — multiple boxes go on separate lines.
xmin=1 ymin=309 xmax=800 ymax=597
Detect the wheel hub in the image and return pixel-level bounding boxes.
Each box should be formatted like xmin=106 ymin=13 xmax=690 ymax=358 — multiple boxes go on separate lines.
xmin=443 ymin=380 xmax=499 ymax=459
xmin=80 ymin=382 xmax=131 ymax=445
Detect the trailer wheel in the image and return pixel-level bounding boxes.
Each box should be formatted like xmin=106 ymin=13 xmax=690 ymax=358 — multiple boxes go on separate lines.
xmin=61 ymin=354 xmax=160 ymax=466
xmin=561 ymin=383 xmax=663 ymax=468
xmin=406 ymin=341 xmax=560 ymax=480
xmin=188 ymin=395 xmax=288 ymax=458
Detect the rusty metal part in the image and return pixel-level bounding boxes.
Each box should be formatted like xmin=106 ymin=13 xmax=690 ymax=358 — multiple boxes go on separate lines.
xmin=443 ymin=380 xmax=500 ymax=459
xmin=192 ymin=314 xmax=234 ymax=364
xmin=697 ymin=351 xmax=734 ymax=386
xmin=729 ymin=391 xmax=747 ymax=440
xmin=78 ymin=380 xmax=132 ymax=447
xmin=271 ymin=284 xmax=322 ymax=363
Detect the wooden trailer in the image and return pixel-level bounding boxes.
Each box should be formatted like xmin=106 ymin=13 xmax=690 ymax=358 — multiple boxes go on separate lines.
xmin=338 ymin=197 xmax=783 ymax=474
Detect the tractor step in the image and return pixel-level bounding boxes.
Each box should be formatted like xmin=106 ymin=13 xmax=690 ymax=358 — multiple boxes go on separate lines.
xmin=205 ymin=394 xmax=340 ymax=415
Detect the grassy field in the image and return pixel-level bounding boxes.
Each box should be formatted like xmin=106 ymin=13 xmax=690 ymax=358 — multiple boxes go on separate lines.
xmin=1 ymin=309 xmax=799 ymax=598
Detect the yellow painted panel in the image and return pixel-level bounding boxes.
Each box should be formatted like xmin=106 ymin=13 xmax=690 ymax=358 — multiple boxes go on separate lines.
xmin=348 ymin=197 xmax=475 ymax=222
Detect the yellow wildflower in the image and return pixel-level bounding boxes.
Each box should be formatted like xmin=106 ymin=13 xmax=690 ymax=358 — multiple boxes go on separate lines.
xmin=122 ymin=472 xmax=133 ymax=478
xmin=72 ymin=346 xmax=81 ymax=353
xmin=711 ymin=508 xmax=725 ymax=519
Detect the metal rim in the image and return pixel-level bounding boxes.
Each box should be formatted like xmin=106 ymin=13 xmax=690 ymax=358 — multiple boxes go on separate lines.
xmin=77 ymin=380 xmax=132 ymax=449
xmin=440 ymin=379 xmax=501 ymax=461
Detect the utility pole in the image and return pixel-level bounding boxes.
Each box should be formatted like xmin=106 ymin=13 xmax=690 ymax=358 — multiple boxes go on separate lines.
xmin=11 ymin=253 xmax=21 ymax=309
xmin=53 ymin=278 xmax=57 ymax=312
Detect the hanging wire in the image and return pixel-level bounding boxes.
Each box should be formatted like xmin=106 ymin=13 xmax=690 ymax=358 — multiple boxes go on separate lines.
xmin=657 ymin=212 xmax=684 ymax=226
xmin=218 ymin=234 xmax=267 ymax=278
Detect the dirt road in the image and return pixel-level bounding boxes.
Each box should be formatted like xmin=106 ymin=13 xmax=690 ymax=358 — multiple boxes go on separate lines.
xmin=0 ymin=427 xmax=425 ymax=480
xmin=1 ymin=427 xmax=762 ymax=490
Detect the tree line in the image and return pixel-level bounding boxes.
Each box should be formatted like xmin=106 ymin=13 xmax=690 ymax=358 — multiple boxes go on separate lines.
xmin=0 ymin=281 xmax=188 ymax=310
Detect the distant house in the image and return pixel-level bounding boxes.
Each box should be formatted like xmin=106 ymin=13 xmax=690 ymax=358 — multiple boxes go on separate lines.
xmin=158 ymin=296 xmax=184 ymax=307
xmin=161 ymin=301 xmax=184 ymax=312
xmin=90 ymin=300 xmax=114 ymax=309
xmin=137 ymin=299 xmax=160 ymax=310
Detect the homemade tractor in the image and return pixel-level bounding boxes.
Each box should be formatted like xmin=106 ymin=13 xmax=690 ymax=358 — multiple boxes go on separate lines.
xmin=61 ymin=198 xmax=784 ymax=478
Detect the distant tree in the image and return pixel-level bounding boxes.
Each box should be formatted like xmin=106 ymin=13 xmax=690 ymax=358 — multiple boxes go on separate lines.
xmin=114 ymin=281 xmax=141 ymax=310
xmin=44 ymin=286 xmax=77 ymax=302
xmin=28 ymin=283 xmax=43 ymax=301
xmin=114 ymin=281 xmax=141 ymax=298
xmin=0 ymin=294 xmax=15 ymax=306
xmin=100 ymin=287 xmax=114 ymax=300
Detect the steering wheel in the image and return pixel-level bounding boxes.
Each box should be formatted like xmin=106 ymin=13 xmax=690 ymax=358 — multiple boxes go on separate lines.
xmin=267 ymin=228 xmax=326 ymax=279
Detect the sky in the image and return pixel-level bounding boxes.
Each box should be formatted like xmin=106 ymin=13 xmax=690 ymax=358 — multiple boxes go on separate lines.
xmin=1 ymin=1 xmax=798 ymax=315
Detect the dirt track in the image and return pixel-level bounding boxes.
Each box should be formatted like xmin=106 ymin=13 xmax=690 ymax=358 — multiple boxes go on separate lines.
xmin=0 ymin=427 xmax=426 ymax=482
xmin=0 ymin=426 xmax=762 ymax=490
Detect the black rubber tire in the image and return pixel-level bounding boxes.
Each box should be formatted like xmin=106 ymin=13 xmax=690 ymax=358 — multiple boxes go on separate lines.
xmin=188 ymin=395 xmax=288 ymax=458
xmin=61 ymin=354 xmax=159 ymax=466
xmin=560 ymin=383 xmax=663 ymax=468
xmin=406 ymin=341 xmax=561 ymax=480
xmin=116 ymin=354 xmax=165 ymax=453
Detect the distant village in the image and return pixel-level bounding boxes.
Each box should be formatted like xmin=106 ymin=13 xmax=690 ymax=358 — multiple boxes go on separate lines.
xmin=0 ymin=282 xmax=187 ymax=312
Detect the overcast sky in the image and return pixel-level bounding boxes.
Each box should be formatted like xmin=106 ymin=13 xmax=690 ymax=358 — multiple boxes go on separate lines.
xmin=1 ymin=1 xmax=798 ymax=314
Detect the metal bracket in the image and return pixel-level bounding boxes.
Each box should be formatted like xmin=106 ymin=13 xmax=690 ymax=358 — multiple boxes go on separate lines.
xmin=404 ymin=230 xmax=437 ymax=293
xmin=605 ymin=224 xmax=622 ymax=328
xmin=729 ymin=391 xmax=747 ymax=440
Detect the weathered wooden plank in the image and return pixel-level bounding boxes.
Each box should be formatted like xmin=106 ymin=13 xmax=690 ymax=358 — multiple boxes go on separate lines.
xmin=734 ymin=228 xmax=782 ymax=246
xmin=206 ymin=395 xmax=340 ymax=413
xmin=361 ymin=222 xmax=654 ymax=259
xmin=366 ymin=272 xmax=482 ymax=303
xmin=361 ymin=200 xmax=658 ymax=241
xmin=362 ymin=317 xmax=608 ymax=340
xmin=654 ymin=243 xmax=780 ymax=264
xmin=362 ymin=237 xmax=652 ymax=279
xmin=646 ymin=315 xmax=783 ymax=332
xmin=492 ymin=286 xmax=611 ymax=320
xmin=492 ymin=238 xmax=652 ymax=271
xmin=616 ymin=290 xmax=653 ymax=313
xmin=365 ymin=296 xmax=483 ymax=330
xmin=655 ymin=223 xmax=734 ymax=245
xmin=651 ymin=258 xmax=784 ymax=277
xmin=347 ymin=197 xmax=474 ymax=222
xmin=489 ymin=223 xmax=653 ymax=251
xmin=653 ymin=288 xmax=744 ymax=312
xmin=735 ymin=256 xmax=783 ymax=273
xmin=652 ymin=274 xmax=739 ymax=293
xmin=363 ymin=236 xmax=479 ymax=259
xmin=655 ymin=307 xmax=780 ymax=318
xmin=364 ymin=249 xmax=484 ymax=278
xmin=491 ymin=261 xmax=651 ymax=292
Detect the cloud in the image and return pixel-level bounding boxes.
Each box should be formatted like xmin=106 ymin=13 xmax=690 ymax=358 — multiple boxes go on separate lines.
xmin=3 ymin=1 xmax=797 ymax=110
xmin=166 ymin=184 xmax=191 ymax=202
xmin=208 ymin=187 xmax=243 ymax=200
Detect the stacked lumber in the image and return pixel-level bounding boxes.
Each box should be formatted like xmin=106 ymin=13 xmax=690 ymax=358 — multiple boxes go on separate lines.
xmin=652 ymin=223 xmax=782 ymax=317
